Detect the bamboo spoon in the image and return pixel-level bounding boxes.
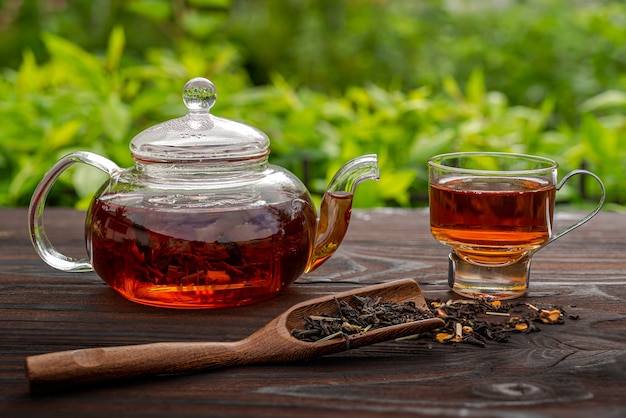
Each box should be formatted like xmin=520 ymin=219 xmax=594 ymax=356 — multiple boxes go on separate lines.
xmin=26 ymin=279 xmax=443 ymax=393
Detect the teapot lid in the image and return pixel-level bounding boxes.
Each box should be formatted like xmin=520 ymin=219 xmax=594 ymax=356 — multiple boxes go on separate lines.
xmin=130 ymin=78 xmax=269 ymax=163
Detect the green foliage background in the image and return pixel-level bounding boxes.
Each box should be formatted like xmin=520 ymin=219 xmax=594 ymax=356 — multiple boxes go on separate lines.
xmin=1 ymin=0 xmax=624 ymax=209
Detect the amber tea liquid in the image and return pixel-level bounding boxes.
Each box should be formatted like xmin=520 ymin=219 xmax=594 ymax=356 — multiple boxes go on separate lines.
xmin=430 ymin=175 xmax=556 ymax=265
xmin=86 ymin=194 xmax=317 ymax=308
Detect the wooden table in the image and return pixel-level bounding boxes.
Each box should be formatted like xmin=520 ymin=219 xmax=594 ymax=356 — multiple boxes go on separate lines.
xmin=1 ymin=208 xmax=624 ymax=417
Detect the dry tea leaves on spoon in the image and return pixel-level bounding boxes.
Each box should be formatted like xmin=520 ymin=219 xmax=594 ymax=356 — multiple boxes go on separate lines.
xmin=291 ymin=295 xmax=435 ymax=343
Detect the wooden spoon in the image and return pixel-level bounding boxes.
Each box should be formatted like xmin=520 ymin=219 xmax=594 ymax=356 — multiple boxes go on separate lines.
xmin=26 ymin=279 xmax=443 ymax=393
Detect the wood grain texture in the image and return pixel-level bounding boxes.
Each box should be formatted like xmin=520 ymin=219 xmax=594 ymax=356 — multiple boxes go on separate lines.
xmin=24 ymin=279 xmax=443 ymax=393
xmin=1 ymin=208 xmax=625 ymax=417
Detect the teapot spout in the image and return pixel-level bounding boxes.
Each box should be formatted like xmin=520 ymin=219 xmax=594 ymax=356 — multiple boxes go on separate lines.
xmin=305 ymin=154 xmax=379 ymax=273
xmin=325 ymin=153 xmax=380 ymax=196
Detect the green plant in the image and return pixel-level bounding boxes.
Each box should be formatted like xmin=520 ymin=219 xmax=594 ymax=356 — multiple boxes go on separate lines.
xmin=0 ymin=0 xmax=624 ymax=210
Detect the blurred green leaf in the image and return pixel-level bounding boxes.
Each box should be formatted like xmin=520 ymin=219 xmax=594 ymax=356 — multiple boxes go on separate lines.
xmin=409 ymin=129 xmax=457 ymax=164
xmin=378 ymin=169 xmax=416 ymax=207
xmin=106 ymin=26 xmax=126 ymax=73
xmin=581 ymin=114 xmax=615 ymax=163
xmin=16 ymin=50 xmax=40 ymax=93
xmin=182 ymin=10 xmax=224 ymax=38
xmin=73 ymin=164 xmax=110 ymax=207
xmin=466 ymin=68 xmax=486 ymax=107
xmin=47 ymin=120 xmax=83 ymax=148
xmin=443 ymin=76 xmax=463 ymax=102
xmin=579 ymin=90 xmax=626 ymax=113
xmin=188 ymin=0 xmax=231 ymax=7
xmin=125 ymin=0 xmax=172 ymax=22
xmin=42 ymin=33 xmax=107 ymax=94
xmin=102 ymin=94 xmax=131 ymax=142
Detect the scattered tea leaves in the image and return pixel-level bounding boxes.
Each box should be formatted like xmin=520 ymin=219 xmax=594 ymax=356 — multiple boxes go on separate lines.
xmin=421 ymin=298 xmax=573 ymax=347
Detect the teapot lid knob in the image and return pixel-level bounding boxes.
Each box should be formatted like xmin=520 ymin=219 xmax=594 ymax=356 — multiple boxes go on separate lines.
xmin=182 ymin=78 xmax=217 ymax=112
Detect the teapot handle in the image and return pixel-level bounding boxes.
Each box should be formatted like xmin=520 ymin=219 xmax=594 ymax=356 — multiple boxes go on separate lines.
xmin=28 ymin=152 xmax=121 ymax=272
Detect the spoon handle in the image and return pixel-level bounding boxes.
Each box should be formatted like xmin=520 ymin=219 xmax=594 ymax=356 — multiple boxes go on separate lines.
xmin=26 ymin=341 xmax=244 ymax=394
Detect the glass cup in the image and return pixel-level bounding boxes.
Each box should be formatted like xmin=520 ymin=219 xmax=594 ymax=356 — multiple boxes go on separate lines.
xmin=428 ymin=152 xmax=605 ymax=299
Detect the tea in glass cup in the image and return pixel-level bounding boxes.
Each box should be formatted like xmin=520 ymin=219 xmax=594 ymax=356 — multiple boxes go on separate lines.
xmin=428 ymin=152 xmax=605 ymax=299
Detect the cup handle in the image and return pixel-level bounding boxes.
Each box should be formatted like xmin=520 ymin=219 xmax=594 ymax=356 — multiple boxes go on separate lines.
xmin=546 ymin=169 xmax=606 ymax=245
xmin=28 ymin=151 xmax=121 ymax=272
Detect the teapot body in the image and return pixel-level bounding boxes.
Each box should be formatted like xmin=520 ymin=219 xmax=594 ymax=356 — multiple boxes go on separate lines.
xmin=85 ymin=164 xmax=316 ymax=308
xmin=28 ymin=78 xmax=379 ymax=309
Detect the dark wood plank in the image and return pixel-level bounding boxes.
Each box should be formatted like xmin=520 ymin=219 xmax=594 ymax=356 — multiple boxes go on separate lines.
xmin=1 ymin=208 xmax=625 ymax=417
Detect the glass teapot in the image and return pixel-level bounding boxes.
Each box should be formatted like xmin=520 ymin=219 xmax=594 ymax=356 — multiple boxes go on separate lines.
xmin=28 ymin=78 xmax=379 ymax=309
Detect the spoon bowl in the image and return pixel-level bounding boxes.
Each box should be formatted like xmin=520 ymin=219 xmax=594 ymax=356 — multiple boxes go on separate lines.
xmin=26 ymin=279 xmax=443 ymax=393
